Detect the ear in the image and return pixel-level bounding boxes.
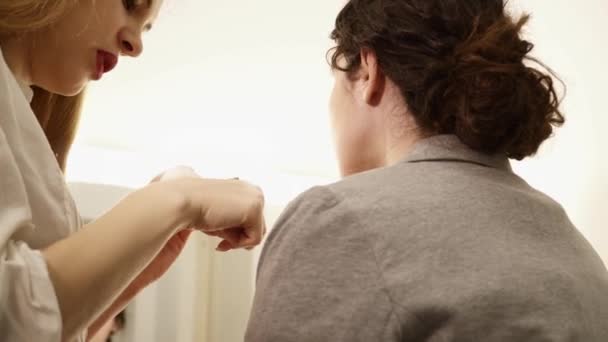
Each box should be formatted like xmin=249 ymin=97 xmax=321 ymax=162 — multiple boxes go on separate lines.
xmin=359 ymin=48 xmax=384 ymax=106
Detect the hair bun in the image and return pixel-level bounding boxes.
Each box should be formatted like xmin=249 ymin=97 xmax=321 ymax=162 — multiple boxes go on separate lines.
xmin=422 ymin=16 xmax=564 ymax=160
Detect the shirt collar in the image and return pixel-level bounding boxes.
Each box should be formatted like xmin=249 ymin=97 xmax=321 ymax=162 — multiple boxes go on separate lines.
xmin=17 ymin=80 xmax=34 ymax=103
xmin=0 ymin=45 xmax=34 ymax=103
xmin=403 ymin=134 xmax=512 ymax=171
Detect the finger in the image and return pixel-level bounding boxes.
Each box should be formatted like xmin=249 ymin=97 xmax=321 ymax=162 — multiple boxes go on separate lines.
xmin=165 ymin=229 xmax=193 ymax=252
xmin=246 ymin=218 xmax=266 ymax=247
xmin=231 ymin=224 xmax=264 ymax=249
xmin=203 ymin=229 xmax=243 ymax=247
xmin=204 ymin=230 xmax=221 ymax=237
xmin=161 ymin=166 xmax=198 ymax=181
xmin=204 ymin=228 xmax=243 ymax=249
xmin=216 ymin=239 xmax=233 ymax=252
xmin=150 ymin=173 xmax=163 ymax=183
xmin=232 ymin=201 xmax=266 ymax=249
xmin=217 ymin=228 xmax=244 ymax=246
xmin=177 ymin=228 xmax=194 ymax=242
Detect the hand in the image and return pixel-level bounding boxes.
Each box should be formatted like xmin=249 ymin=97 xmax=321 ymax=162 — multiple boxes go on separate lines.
xmin=163 ymin=177 xmax=267 ymax=250
xmin=124 ymin=228 xmax=193 ymax=293
xmin=129 ymin=167 xmax=266 ymax=290
xmin=154 ymin=166 xmax=267 ymax=251
xmin=206 ymin=225 xmax=267 ymax=252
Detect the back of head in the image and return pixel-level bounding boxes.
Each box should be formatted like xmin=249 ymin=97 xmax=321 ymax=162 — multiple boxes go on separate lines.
xmin=330 ymin=0 xmax=564 ymax=160
xmin=1 ymin=0 xmax=84 ymax=172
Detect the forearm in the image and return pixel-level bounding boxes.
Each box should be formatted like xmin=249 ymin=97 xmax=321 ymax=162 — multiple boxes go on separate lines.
xmin=43 ymin=186 xmax=189 ymax=341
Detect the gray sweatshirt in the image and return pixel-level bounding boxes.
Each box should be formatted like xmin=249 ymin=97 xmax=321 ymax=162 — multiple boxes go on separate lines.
xmin=246 ymin=135 xmax=608 ymax=341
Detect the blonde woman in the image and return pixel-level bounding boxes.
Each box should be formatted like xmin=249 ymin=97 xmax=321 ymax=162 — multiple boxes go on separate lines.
xmin=0 ymin=1 xmax=266 ymax=341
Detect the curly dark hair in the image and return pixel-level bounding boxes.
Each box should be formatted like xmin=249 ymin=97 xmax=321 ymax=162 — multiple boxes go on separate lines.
xmin=329 ymin=0 xmax=564 ymax=160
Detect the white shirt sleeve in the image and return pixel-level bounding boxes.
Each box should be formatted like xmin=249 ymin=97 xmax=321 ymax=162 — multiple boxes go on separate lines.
xmin=0 ymin=125 xmax=63 ymax=342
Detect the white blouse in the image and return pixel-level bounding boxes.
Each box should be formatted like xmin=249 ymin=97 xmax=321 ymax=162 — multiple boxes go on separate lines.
xmin=0 ymin=47 xmax=84 ymax=341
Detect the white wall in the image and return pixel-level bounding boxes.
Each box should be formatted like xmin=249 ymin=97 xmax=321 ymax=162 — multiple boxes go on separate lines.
xmin=509 ymin=0 xmax=608 ymax=262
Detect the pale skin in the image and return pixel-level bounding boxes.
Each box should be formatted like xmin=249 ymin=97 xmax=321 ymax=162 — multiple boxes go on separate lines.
xmin=329 ymin=49 xmax=425 ymax=177
xmin=1 ymin=1 xmax=265 ymax=341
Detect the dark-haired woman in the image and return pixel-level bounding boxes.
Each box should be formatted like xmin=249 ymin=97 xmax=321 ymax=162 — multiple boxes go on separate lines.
xmin=246 ymin=1 xmax=608 ymax=340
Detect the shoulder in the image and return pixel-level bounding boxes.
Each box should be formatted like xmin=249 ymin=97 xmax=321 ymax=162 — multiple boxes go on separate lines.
xmin=267 ymin=164 xmax=418 ymax=240
xmin=257 ymin=185 xmax=369 ymax=272
xmin=266 ymin=185 xmax=346 ymax=244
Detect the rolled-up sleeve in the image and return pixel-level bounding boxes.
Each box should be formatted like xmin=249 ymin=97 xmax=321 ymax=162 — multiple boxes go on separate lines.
xmin=0 ymin=126 xmax=62 ymax=341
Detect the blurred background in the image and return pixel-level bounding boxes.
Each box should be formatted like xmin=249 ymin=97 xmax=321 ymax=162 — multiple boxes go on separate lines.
xmin=66 ymin=0 xmax=607 ymax=341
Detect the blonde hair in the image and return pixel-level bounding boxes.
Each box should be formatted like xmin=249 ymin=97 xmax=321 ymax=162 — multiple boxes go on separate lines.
xmin=0 ymin=0 xmax=78 ymax=35
xmin=1 ymin=0 xmax=84 ymax=172
xmin=31 ymin=87 xmax=85 ymax=171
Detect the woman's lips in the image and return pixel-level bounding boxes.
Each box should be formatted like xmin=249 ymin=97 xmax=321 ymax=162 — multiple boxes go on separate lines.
xmin=94 ymin=50 xmax=118 ymax=80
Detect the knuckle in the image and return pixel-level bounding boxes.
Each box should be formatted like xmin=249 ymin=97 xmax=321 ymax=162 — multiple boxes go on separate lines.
xmin=253 ymin=231 xmax=263 ymax=244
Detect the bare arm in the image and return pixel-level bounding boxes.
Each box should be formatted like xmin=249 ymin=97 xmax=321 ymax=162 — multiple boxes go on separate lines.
xmin=43 ymin=178 xmax=264 ymax=342
xmin=86 ymin=228 xmax=192 ymax=339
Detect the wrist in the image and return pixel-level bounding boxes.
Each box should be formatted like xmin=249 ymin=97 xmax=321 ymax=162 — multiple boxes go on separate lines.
xmin=131 ymin=183 xmax=193 ymax=234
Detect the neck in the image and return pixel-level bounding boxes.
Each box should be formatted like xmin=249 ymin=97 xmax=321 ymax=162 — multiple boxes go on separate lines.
xmin=385 ymin=131 xmax=423 ymax=166
xmin=380 ymin=103 xmax=425 ymax=166
xmin=1 ymin=35 xmax=33 ymax=85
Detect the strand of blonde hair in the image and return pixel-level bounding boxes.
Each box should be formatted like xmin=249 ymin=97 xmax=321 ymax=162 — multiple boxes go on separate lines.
xmin=1 ymin=0 xmax=85 ymax=172
xmin=0 ymin=0 xmax=78 ymax=35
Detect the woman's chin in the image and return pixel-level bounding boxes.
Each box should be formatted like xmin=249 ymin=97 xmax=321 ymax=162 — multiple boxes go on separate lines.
xmin=49 ymin=80 xmax=87 ymax=97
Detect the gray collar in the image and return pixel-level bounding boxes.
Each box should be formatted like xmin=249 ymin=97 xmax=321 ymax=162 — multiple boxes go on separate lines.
xmin=404 ymin=135 xmax=512 ymax=171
